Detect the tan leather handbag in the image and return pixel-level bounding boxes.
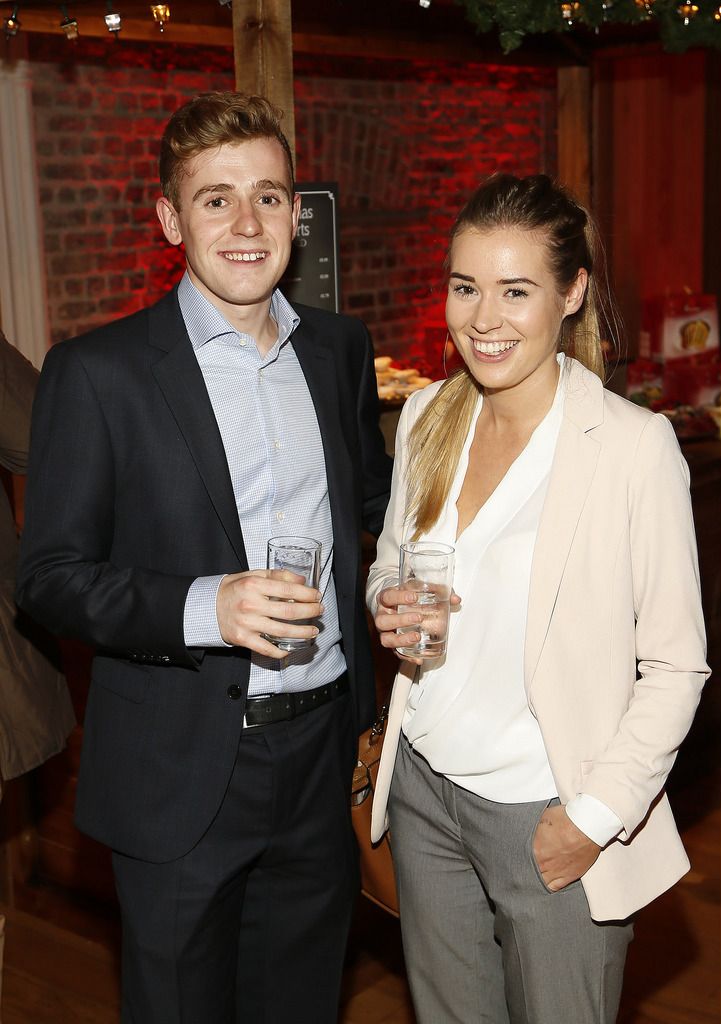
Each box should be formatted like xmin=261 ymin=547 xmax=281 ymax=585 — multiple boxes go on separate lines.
xmin=351 ymin=707 xmax=398 ymax=917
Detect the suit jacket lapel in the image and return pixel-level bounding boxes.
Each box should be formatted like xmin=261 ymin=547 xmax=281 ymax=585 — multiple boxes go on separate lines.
xmin=291 ymin=321 xmax=354 ymax=580
xmin=148 ymin=292 xmax=248 ymax=567
xmin=524 ymin=360 xmax=604 ymax=689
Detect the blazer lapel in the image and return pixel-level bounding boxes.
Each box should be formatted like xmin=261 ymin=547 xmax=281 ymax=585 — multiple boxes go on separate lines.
xmin=148 ymin=293 xmax=248 ymax=567
xmin=524 ymin=360 xmax=604 ymax=689
xmin=291 ymin=321 xmax=355 ymax=576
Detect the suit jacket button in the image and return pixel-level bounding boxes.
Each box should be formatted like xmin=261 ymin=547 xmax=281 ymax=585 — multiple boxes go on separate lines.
xmin=227 ymin=684 xmax=242 ymax=700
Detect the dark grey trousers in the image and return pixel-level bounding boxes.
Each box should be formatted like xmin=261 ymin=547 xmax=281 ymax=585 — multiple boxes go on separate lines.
xmin=112 ymin=693 xmax=358 ymax=1024
xmin=389 ymin=734 xmax=633 ymax=1024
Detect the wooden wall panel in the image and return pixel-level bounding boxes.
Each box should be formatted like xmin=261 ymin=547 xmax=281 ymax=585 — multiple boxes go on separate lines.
xmin=593 ymin=49 xmax=706 ymax=357
xmin=557 ymin=65 xmax=590 ymax=207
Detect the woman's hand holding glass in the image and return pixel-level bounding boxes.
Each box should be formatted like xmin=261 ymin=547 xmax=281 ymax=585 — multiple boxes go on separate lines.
xmin=374 ymin=584 xmax=462 ymax=666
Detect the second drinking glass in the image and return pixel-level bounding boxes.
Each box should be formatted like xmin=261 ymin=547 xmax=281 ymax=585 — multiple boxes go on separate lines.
xmin=396 ymin=541 xmax=455 ymax=659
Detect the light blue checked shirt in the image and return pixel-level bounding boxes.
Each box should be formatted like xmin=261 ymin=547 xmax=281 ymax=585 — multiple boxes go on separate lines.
xmin=178 ymin=273 xmax=346 ymax=695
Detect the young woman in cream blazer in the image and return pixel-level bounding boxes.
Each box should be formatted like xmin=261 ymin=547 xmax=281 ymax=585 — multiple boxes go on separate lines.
xmin=366 ymin=174 xmax=708 ymax=1024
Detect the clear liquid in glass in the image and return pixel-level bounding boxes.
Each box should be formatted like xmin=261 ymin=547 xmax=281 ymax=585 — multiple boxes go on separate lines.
xmin=396 ymin=582 xmax=451 ymax=659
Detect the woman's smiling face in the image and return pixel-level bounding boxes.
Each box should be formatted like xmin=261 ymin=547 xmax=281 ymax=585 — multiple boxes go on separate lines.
xmin=445 ymin=226 xmax=586 ymax=399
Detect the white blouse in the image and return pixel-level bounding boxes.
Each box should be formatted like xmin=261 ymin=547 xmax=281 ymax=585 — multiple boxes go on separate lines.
xmin=401 ymin=360 xmax=564 ymax=802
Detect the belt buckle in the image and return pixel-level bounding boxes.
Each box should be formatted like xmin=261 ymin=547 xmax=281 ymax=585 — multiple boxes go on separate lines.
xmin=243 ymin=693 xmax=274 ymax=729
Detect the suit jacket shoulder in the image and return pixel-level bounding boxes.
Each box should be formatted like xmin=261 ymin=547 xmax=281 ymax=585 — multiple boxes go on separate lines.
xmin=49 ymin=289 xmax=181 ymax=364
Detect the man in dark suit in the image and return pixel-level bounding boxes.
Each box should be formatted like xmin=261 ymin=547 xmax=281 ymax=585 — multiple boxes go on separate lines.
xmin=17 ymin=92 xmax=392 ymax=1024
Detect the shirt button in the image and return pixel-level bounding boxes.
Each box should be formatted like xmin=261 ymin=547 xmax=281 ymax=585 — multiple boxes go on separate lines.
xmin=276 ymin=511 xmax=285 ymax=522
xmin=258 ymin=368 xmax=264 ymax=377
xmin=274 ymin=440 xmax=281 ymax=450
xmin=227 ymin=684 xmax=242 ymax=700
xmin=239 ymin=338 xmax=247 ymax=347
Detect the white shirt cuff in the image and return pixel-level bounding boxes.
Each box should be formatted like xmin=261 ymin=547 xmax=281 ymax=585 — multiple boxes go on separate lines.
xmin=565 ymin=793 xmax=623 ymax=848
xmin=183 ymin=575 xmax=230 ymax=648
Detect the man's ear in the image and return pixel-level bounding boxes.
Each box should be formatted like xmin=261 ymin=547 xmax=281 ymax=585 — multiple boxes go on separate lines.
xmin=564 ymin=268 xmax=588 ymax=316
xmin=291 ymin=192 xmax=302 ymax=238
xmin=156 ymin=196 xmax=183 ymax=247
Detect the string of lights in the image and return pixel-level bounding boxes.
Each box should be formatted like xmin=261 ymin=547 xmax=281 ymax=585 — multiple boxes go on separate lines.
xmin=456 ymin=0 xmax=721 ymax=52
xmin=1 ymin=1 xmax=231 ymax=41
xmin=3 ymin=0 xmax=720 ymax=48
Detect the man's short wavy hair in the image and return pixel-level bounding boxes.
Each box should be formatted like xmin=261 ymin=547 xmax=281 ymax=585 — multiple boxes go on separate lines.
xmin=159 ymin=91 xmax=294 ymax=209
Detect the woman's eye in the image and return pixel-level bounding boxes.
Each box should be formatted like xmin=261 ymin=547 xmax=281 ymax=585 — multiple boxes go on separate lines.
xmin=451 ymin=283 xmax=475 ymax=298
xmin=505 ymin=288 xmax=529 ymax=300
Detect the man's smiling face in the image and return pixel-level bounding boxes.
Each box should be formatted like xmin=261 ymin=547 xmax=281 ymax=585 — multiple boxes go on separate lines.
xmin=156 ymin=136 xmax=300 ymax=322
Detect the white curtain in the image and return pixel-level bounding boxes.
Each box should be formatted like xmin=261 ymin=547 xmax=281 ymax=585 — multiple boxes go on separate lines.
xmin=0 ymin=59 xmax=50 ymax=369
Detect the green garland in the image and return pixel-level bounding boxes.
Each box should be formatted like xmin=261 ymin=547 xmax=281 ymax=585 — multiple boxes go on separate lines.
xmin=454 ymin=0 xmax=721 ymax=53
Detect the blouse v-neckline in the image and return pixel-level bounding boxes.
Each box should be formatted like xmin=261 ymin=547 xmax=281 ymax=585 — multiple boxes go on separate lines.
xmin=449 ymin=359 xmax=567 ymax=550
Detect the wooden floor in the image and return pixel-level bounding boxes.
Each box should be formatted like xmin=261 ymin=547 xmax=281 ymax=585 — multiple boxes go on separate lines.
xmin=1 ymin=773 xmax=718 ymax=1024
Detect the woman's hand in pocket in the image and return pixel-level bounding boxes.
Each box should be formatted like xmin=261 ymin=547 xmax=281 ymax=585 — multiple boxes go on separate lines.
xmin=532 ymin=804 xmax=601 ymax=892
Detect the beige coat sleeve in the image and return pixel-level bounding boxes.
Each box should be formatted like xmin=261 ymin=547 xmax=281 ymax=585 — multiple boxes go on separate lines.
xmin=578 ymin=413 xmax=709 ymax=838
xmin=0 ymin=330 xmax=38 ymax=475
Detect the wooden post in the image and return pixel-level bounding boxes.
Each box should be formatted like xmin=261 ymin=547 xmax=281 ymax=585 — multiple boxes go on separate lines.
xmin=703 ymin=51 xmax=720 ymax=305
xmin=557 ymin=65 xmax=591 ymax=209
xmin=232 ymin=0 xmax=296 ymax=160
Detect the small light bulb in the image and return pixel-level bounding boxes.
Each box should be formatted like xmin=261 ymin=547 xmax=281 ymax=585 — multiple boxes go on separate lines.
xmin=4 ymin=3 xmax=20 ymax=36
xmin=561 ymin=2 xmax=580 ymax=25
xmin=105 ymin=11 xmax=121 ymax=32
xmin=150 ymin=3 xmax=170 ymax=31
xmin=60 ymin=15 xmax=79 ymax=39
xmin=677 ymin=2 xmax=698 ymax=24
xmin=419 ymin=0 xmax=431 ymax=7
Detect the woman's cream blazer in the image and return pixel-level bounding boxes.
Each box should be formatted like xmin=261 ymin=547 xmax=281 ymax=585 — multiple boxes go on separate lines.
xmin=366 ymin=357 xmax=709 ymax=922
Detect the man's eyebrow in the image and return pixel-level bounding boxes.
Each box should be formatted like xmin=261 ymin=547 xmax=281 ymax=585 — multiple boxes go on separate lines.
xmin=191 ymin=182 xmax=234 ymax=203
xmin=253 ymin=178 xmax=292 ymax=201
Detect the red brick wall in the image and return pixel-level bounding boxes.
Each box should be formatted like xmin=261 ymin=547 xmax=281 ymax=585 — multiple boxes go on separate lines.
xmin=28 ymin=37 xmax=234 ymax=345
xmin=294 ymin=54 xmax=556 ymax=372
xmin=28 ymin=38 xmax=556 ymax=376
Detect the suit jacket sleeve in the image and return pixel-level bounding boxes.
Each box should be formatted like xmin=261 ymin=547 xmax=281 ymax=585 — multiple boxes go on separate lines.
xmin=16 ymin=341 xmax=196 ymax=664
xmin=580 ymin=413 xmax=709 ymax=837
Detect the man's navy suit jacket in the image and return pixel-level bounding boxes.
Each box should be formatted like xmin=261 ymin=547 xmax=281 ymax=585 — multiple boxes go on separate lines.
xmin=17 ymin=287 xmax=392 ymax=863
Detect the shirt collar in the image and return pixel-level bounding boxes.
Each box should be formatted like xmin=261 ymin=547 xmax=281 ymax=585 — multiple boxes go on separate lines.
xmin=177 ymin=272 xmax=300 ymax=352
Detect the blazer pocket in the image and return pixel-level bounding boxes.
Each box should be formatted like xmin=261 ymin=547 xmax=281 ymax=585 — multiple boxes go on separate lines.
xmin=93 ymin=658 xmax=151 ymax=704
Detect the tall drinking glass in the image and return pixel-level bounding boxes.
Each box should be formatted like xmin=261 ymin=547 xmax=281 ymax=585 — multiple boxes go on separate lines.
xmin=396 ymin=541 xmax=455 ymax=659
xmin=265 ymin=536 xmax=321 ymax=651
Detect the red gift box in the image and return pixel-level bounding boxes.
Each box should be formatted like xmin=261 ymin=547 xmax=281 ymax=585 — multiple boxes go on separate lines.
xmin=636 ymin=293 xmax=720 ymax=407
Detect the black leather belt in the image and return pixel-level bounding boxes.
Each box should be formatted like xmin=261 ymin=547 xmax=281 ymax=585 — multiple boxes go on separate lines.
xmin=242 ymin=673 xmax=349 ymax=729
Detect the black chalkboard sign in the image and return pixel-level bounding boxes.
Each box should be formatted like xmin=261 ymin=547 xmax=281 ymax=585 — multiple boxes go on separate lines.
xmin=281 ymin=183 xmax=340 ymax=313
